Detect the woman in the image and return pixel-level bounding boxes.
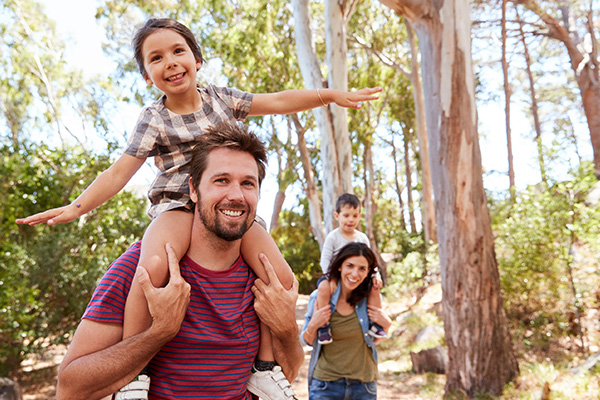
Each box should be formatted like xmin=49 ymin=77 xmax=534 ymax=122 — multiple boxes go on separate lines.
xmin=301 ymin=242 xmax=392 ymax=399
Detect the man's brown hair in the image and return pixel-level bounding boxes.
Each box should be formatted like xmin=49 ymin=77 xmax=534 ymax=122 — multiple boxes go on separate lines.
xmin=189 ymin=122 xmax=267 ymax=191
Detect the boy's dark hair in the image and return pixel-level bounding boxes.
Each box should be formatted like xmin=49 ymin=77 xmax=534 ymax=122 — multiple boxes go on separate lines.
xmin=335 ymin=193 xmax=361 ymax=213
xmin=325 ymin=242 xmax=377 ymax=306
xmin=132 ymin=18 xmax=205 ymax=78
xmin=189 ymin=122 xmax=267 ymax=191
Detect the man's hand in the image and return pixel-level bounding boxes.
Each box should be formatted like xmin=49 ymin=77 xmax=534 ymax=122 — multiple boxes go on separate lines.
xmin=139 ymin=243 xmax=191 ymax=341
xmin=251 ymin=253 xmax=303 ymax=381
xmin=251 ymin=253 xmax=299 ymax=337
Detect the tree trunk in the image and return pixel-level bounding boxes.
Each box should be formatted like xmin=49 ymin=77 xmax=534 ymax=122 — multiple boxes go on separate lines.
xmin=363 ymin=139 xmax=388 ymax=283
xmin=292 ymin=115 xmax=326 ymax=248
xmin=389 ymin=137 xmax=407 ymax=230
xmin=403 ymin=129 xmax=417 ymax=233
xmin=516 ymin=7 xmax=548 ymax=184
xmin=407 ymin=21 xmax=437 ymax=243
xmin=269 ymin=191 xmax=286 ymax=232
xmin=518 ymin=0 xmax=600 ymax=178
xmin=501 ymin=0 xmax=516 ymax=199
xmin=326 ymin=0 xmax=354 ymax=195
xmin=378 ymin=0 xmax=519 ymax=396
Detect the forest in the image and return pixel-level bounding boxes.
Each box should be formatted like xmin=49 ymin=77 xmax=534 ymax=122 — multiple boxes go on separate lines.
xmin=1 ymin=0 xmax=600 ymax=398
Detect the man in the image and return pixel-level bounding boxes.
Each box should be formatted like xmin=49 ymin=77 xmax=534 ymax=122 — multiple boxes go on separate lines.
xmin=56 ymin=123 xmax=304 ymax=400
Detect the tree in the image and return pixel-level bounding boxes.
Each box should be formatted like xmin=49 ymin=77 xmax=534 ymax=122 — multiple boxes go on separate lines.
xmin=515 ymin=0 xmax=600 ymax=178
xmin=378 ymin=0 xmax=519 ymax=396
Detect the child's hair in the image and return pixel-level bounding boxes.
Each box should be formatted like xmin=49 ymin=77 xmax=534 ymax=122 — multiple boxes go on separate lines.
xmin=189 ymin=122 xmax=267 ymax=190
xmin=325 ymin=242 xmax=377 ymax=306
xmin=335 ymin=193 xmax=361 ymax=213
xmin=132 ymin=18 xmax=206 ymax=78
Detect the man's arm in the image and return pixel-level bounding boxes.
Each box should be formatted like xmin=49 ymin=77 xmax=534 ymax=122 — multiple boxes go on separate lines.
xmin=57 ymin=244 xmax=190 ymax=400
xmin=251 ymin=254 xmax=304 ymax=381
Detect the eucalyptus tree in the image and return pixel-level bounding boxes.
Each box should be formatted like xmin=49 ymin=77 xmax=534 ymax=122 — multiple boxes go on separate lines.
xmin=378 ymin=0 xmax=519 ymax=396
xmin=513 ymin=0 xmax=600 ymax=178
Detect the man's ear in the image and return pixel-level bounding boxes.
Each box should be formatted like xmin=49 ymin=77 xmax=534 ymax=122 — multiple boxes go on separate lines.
xmin=189 ymin=178 xmax=198 ymax=203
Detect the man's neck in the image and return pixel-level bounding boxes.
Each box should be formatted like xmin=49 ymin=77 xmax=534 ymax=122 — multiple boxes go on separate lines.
xmin=186 ymin=224 xmax=242 ymax=271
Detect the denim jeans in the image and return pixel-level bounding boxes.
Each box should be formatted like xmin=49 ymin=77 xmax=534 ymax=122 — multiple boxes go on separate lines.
xmin=309 ymin=378 xmax=377 ymax=399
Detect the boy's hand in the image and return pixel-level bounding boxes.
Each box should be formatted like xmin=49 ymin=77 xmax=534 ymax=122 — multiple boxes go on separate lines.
xmin=372 ymin=274 xmax=383 ymax=290
xmin=332 ymin=87 xmax=382 ymax=109
xmin=16 ymin=203 xmax=81 ymax=226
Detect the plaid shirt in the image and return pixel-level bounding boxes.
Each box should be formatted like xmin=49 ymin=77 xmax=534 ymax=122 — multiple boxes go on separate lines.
xmin=125 ymin=84 xmax=253 ymax=219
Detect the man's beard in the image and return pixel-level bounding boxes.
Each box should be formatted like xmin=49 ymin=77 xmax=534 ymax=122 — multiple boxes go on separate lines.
xmin=196 ymin=196 xmax=253 ymax=242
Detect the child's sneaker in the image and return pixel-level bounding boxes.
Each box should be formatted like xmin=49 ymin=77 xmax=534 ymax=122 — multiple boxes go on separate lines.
xmin=368 ymin=323 xmax=388 ymax=339
xmin=247 ymin=365 xmax=298 ymax=400
xmin=317 ymin=324 xmax=333 ymax=345
xmin=114 ymin=372 xmax=150 ymax=400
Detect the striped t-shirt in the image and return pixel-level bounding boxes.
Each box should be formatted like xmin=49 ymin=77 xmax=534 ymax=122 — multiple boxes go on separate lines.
xmin=83 ymin=241 xmax=260 ymax=399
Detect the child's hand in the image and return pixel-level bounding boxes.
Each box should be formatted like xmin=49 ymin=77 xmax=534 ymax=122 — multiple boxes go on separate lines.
xmin=332 ymin=87 xmax=382 ymax=109
xmin=16 ymin=203 xmax=81 ymax=226
xmin=372 ymin=274 xmax=383 ymax=290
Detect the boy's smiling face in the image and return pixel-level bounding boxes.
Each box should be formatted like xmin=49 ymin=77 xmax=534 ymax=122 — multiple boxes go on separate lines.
xmin=141 ymin=28 xmax=202 ymax=98
xmin=334 ymin=204 xmax=361 ymax=234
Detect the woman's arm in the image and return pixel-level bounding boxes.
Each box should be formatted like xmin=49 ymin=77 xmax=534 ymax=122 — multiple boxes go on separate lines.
xmin=248 ymin=87 xmax=381 ymax=116
xmin=17 ymin=153 xmax=146 ymax=225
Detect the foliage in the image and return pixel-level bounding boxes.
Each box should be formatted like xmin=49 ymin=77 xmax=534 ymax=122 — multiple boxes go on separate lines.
xmin=0 ymin=142 xmax=148 ymax=375
xmin=491 ymin=161 xmax=600 ymax=351
xmin=271 ymin=200 xmax=321 ymax=294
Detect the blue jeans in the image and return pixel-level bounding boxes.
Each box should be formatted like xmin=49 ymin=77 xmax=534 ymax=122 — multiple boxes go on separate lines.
xmin=309 ymin=378 xmax=377 ymax=399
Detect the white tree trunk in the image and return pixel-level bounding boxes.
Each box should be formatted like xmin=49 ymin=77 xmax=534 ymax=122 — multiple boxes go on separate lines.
xmin=326 ymin=0 xmax=353 ymax=196
xmin=292 ymin=0 xmax=342 ymax=232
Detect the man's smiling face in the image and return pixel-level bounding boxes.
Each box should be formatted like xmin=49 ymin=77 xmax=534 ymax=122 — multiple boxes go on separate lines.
xmin=190 ymin=147 xmax=259 ymax=241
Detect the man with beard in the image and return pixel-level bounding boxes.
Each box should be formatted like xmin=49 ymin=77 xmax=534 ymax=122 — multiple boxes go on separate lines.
xmin=56 ymin=122 xmax=303 ymax=400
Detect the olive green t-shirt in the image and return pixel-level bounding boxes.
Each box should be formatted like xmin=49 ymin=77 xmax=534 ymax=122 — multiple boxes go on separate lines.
xmin=313 ymin=310 xmax=378 ymax=382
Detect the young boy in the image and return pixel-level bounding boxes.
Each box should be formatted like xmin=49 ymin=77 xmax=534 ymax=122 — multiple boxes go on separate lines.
xmin=316 ymin=193 xmax=387 ymax=344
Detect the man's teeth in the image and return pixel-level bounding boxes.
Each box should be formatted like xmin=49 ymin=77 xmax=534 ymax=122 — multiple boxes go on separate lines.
xmin=221 ymin=209 xmax=243 ymax=217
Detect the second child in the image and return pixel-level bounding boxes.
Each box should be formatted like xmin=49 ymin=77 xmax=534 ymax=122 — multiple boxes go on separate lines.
xmin=317 ymin=193 xmax=388 ymax=344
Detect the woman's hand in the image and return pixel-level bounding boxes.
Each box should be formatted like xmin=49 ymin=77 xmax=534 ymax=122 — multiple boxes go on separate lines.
xmin=303 ymin=304 xmax=332 ymax=345
xmin=367 ymin=305 xmax=392 ymax=344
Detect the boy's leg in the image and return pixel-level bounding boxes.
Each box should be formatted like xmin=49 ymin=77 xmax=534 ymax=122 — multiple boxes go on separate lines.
xmin=315 ymin=280 xmax=333 ymax=345
xmin=367 ymin=286 xmax=388 ymax=339
xmin=117 ymin=210 xmax=192 ymax=399
xmin=242 ymin=222 xmax=297 ymax=399
xmin=241 ymin=222 xmax=294 ymax=290
xmin=122 ymin=210 xmax=193 ymax=339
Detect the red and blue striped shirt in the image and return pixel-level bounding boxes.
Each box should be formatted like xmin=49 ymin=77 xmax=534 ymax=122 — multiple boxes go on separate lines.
xmin=83 ymin=241 xmax=260 ymax=399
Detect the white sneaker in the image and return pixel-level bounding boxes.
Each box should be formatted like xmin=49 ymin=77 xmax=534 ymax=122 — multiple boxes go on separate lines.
xmin=247 ymin=365 xmax=298 ymax=400
xmin=115 ymin=374 xmax=150 ymax=400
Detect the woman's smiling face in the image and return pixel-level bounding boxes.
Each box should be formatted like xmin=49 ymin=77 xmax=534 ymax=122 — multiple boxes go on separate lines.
xmin=339 ymin=255 xmax=370 ymax=292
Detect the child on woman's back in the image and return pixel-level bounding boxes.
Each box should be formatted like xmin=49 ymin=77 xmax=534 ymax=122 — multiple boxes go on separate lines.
xmin=17 ymin=18 xmax=381 ymax=400
xmin=316 ymin=193 xmax=387 ymax=345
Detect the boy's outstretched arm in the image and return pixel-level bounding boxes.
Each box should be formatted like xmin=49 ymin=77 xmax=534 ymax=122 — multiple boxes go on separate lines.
xmin=16 ymin=153 xmax=145 ymax=226
xmin=248 ymin=87 xmax=382 ymax=116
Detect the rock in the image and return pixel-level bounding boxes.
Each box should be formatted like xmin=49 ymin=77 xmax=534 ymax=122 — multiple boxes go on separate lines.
xmin=414 ymin=325 xmax=445 ymax=344
xmin=0 ymin=378 xmax=22 ymax=400
xmin=410 ymin=346 xmax=448 ymax=374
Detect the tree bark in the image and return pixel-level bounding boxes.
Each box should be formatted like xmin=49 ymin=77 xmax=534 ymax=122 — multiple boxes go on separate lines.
xmin=407 ymin=21 xmax=437 ymax=243
xmin=403 ymin=129 xmax=417 ymax=233
xmin=378 ymin=0 xmax=519 ymax=396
